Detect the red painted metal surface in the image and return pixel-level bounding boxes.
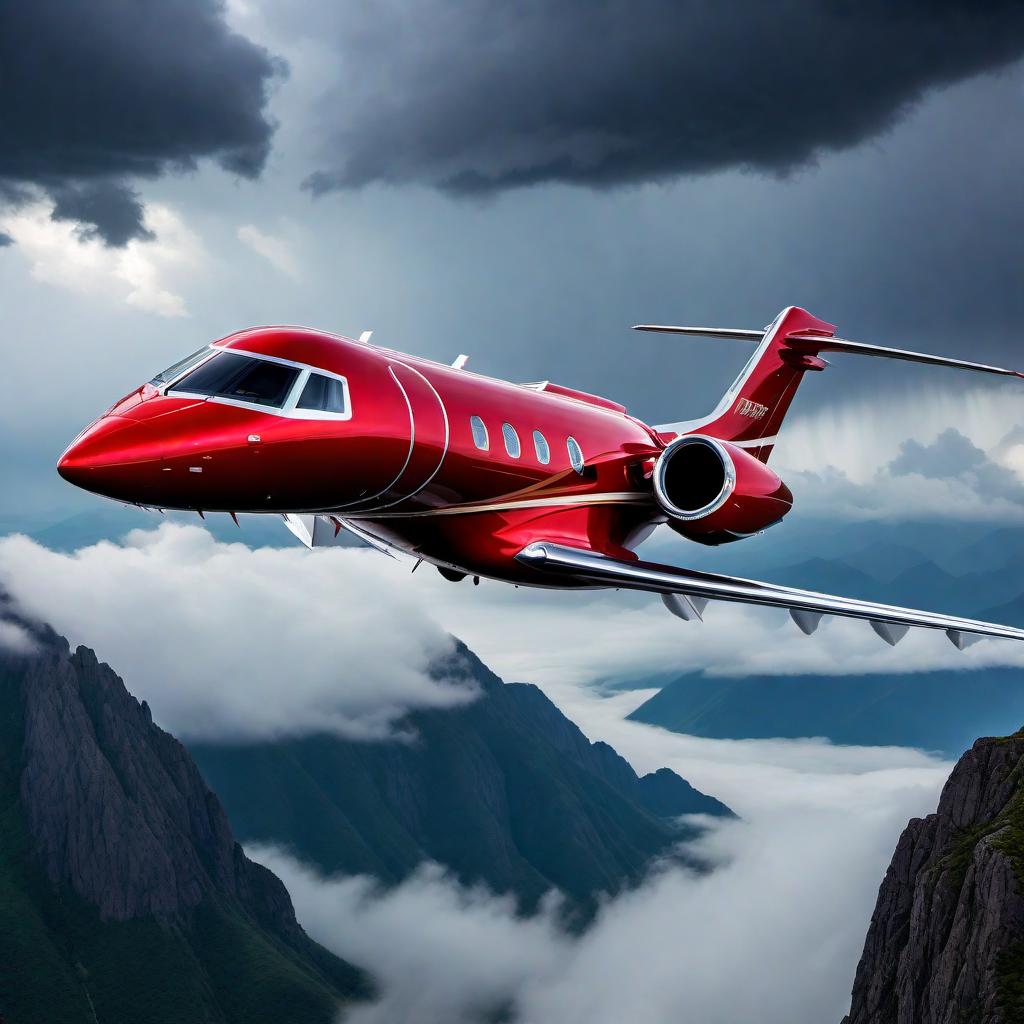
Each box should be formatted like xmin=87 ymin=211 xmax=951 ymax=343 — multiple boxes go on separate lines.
xmin=666 ymin=441 xmax=793 ymax=543
xmin=57 ymin=320 xmax=810 ymax=585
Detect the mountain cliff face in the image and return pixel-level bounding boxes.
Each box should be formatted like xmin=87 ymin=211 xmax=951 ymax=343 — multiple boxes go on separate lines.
xmin=842 ymin=730 xmax=1024 ymax=1024
xmin=0 ymin=608 xmax=364 ymax=1024
xmin=191 ymin=642 xmax=733 ymax=913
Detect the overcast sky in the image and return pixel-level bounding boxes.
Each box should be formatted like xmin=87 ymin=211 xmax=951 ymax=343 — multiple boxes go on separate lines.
xmin=2 ymin=0 xmax=1024 ymax=517
xmin=4 ymin=10 xmax=1024 ymax=1020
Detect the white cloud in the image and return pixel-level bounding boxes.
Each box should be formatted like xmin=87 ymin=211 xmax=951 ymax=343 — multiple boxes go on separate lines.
xmin=237 ymin=222 xmax=301 ymax=278
xmin=774 ymin=382 xmax=1024 ymax=521
xmin=413 ymin=558 xmax=1024 ymax=693
xmin=1 ymin=523 xmax=1021 ymax=750
xmin=0 ymin=524 xmax=474 ymax=741
xmin=0 ymin=619 xmax=37 ymax=655
xmin=254 ymin=853 xmax=568 ymax=1024
xmin=0 ymin=199 xmax=203 ymax=317
xmin=254 ymin=729 xmax=949 ymax=1024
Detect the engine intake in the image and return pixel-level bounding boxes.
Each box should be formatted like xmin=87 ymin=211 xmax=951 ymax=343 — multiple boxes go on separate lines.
xmin=653 ymin=435 xmax=793 ymax=544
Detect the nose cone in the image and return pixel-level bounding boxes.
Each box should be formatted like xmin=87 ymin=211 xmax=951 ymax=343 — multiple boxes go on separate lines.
xmin=57 ymin=416 xmax=163 ymax=502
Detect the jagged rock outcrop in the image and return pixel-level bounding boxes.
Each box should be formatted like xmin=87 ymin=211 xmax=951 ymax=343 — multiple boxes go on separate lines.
xmin=842 ymin=731 xmax=1024 ymax=1024
xmin=0 ymin=608 xmax=364 ymax=1024
xmin=20 ymin=639 xmax=249 ymax=920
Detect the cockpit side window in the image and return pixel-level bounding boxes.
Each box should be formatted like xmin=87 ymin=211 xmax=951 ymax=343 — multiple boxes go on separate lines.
xmin=150 ymin=347 xmax=211 ymax=387
xmin=220 ymin=360 xmax=300 ymax=407
xmin=171 ymin=352 xmax=299 ymax=409
xmin=171 ymin=352 xmax=252 ymax=396
xmin=297 ymin=373 xmax=348 ymax=414
xmin=166 ymin=348 xmax=350 ymax=418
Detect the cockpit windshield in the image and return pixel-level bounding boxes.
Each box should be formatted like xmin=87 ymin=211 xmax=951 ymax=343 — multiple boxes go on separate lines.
xmin=170 ymin=352 xmax=300 ymax=409
xmin=149 ymin=346 xmax=211 ymax=387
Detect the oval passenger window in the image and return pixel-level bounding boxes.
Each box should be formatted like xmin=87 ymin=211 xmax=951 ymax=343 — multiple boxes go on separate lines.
xmin=567 ymin=436 xmax=584 ymax=474
xmin=502 ymin=423 xmax=521 ymax=458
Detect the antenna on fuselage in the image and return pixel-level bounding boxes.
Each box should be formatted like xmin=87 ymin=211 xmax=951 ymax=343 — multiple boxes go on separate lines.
xmin=358 ymin=330 xmax=374 ymax=344
xmin=451 ymin=354 xmax=469 ymax=369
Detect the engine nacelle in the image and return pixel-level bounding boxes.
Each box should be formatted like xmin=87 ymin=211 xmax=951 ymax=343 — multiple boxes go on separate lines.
xmin=653 ymin=434 xmax=793 ymax=544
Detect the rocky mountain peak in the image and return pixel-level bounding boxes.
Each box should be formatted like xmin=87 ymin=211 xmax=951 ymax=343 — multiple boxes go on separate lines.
xmin=14 ymin=632 xmax=251 ymax=921
xmin=0 ymin=606 xmax=364 ymax=1022
xmin=842 ymin=730 xmax=1024 ymax=1024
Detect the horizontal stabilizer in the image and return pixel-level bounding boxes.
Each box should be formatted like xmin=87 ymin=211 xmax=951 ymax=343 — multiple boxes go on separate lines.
xmin=635 ymin=320 xmax=1024 ymax=380
xmin=634 ymin=325 xmax=764 ymax=341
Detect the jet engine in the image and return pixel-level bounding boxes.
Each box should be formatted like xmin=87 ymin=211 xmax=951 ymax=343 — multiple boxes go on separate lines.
xmin=652 ymin=434 xmax=793 ymax=544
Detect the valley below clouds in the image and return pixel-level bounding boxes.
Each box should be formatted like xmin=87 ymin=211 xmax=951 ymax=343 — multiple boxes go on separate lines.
xmin=255 ymin=731 xmax=948 ymax=1024
xmin=0 ymin=523 xmax=972 ymax=1022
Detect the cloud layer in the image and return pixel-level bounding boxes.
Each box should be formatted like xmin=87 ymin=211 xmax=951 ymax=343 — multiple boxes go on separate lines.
xmin=0 ymin=201 xmax=204 ymax=317
xmin=0 ymin=525 xmax=473 ymax=741
xmin=3 ymin=520 xmax=1023 ymax=751
xmin=254 ymin=730 xmax=948 ymax=1024
xmin=304 ymin=0 xmax=1024 ymax=196
xmin=775 ymin=384 xmax=1024 ymax=521
xmin=0 ymin=0 xmax=280 ymax=244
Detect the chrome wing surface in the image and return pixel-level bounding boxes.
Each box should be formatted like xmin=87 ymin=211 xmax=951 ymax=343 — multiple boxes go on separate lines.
xmin=515 ymin=542 xmax=1024 ymax=648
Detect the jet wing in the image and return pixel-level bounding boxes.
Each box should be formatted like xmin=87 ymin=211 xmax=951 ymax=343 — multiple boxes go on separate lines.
xmin=281 ymin=513 xmax=408 ymax=559
xmin=515 ymin=541 xmax=1024 ymax=648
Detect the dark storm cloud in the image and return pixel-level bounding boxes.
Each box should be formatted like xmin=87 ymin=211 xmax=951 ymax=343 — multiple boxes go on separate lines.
xmin=0 ymin=0 xmax=282 ymax=245
xmin=305 ymin=0 xmax=1024 ymax=196
xmin=48 ymin=182 xmax=155 ymax=247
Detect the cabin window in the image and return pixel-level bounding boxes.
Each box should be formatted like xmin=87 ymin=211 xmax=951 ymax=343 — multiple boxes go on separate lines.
xmin=171 ymin=352 xmax=300 ymax=409
xmin=533 ymin=430 xmax=550 ymax=465
xmin=502 ymin=422 xmax=521 ymax=458
xmin=297 ymin=373 xmax=348 ymax=414
xmin=567 ymin=436 xmax=584 ymax=474
xmin=470 ymin=415 xmax=489 ymax=451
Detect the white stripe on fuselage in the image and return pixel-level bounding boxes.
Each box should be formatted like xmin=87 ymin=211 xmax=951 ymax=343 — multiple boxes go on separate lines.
xmin=347 ymin=490 xmax=653 ymax=520
xmin=731 ymin=435 xmax=778 ymax=449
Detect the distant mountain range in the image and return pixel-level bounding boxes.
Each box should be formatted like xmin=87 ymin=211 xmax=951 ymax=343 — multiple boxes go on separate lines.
xmin=628 ymin=518 xmax=1024 ymax=756
xmin=629 ymin=668 xmax=1024 ymax=757
xmin=190 ymin=641 xmax=732 ymax=916
xmin=0 ymin=604 xmax=366 ymax=1024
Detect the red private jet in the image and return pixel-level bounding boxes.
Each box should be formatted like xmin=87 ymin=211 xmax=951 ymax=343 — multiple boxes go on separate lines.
xmin=58 ymin=306 xmax=1024 ymax=647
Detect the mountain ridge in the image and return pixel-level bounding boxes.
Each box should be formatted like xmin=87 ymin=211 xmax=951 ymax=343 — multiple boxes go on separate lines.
xmin=190 ymin=640 xmax=733 ymax=914
xmin=0 ymin=605 xmax=366 ymax=1024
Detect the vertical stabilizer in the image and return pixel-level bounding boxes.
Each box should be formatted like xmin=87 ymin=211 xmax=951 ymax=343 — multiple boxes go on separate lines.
xmin=646 ymin=306 xmax=835 ymax=462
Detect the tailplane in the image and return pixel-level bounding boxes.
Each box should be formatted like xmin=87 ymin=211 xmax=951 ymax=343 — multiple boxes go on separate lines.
xmin=637 ymin=307 xmax=1023 ymax=462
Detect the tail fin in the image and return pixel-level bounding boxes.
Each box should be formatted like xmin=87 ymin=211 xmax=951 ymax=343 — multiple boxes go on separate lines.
xmin=637 ymin=306 xmax=1023 ymax=463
